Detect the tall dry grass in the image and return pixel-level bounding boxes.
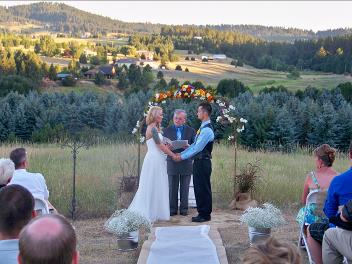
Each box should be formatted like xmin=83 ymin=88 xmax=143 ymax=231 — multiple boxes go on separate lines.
xmin=0 ymin=143 xmax=349 ymax=218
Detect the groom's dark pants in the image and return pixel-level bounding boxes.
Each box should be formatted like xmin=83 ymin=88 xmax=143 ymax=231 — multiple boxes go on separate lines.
xmin=193 ymin=158 xmax=212 ymax=218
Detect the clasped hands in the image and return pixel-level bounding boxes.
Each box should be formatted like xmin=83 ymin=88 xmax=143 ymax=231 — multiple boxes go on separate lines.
xmin=172 ymin=153 xmax=182 ymax=162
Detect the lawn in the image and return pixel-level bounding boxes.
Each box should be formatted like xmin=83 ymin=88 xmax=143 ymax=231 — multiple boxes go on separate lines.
xmin=0 ymin=143 xmax=349 ymax=218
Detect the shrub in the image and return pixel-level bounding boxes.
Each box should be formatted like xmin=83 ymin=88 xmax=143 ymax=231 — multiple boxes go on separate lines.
xmin=185 ymin=56 xmax=190 ymax=60
xmin=175 ymin=65 xmax=182 ymax=71
xmin=217 ymin=79 xmax=251 ymax=98
xmin=62 ymin=76 xmax=77 ymax=87
xmin=0 ymin=75 xmax=37 ymax=97
xmin=185 ymin=67 xmax=189 ymax=72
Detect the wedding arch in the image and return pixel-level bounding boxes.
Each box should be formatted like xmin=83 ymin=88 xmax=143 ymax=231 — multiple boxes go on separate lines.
xmin=131 ymin=84 xmax=248 ymax=197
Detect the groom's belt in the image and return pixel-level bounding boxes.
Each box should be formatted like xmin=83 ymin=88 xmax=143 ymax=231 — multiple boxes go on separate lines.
xmin=194 ymin=156 xmax=212 ymax=161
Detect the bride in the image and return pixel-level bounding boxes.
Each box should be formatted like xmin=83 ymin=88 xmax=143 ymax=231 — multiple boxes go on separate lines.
xmin=128 ymin=106 xmax=177 ymax=222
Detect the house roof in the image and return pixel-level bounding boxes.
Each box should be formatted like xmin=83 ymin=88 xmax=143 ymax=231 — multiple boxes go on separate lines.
xmin=116 ymin=58 xmax=139 ymax=64
xmin=84 ymin=69 xmax=99 ymax=75
xmin=99 ymin=65 xmax=115 ymax=74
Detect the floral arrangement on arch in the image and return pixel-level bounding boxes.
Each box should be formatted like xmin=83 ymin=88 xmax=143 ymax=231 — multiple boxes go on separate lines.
xmin=132 ymin=84 xmax=248 ymax=143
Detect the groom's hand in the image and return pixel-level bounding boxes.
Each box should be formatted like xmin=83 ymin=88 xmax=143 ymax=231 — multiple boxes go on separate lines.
xmin=173 ymin=154 xmax=182 ymax=162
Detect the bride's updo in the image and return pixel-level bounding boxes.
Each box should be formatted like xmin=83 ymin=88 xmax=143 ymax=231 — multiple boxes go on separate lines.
xmin=146 ymin=106 xmax=162 ymax=125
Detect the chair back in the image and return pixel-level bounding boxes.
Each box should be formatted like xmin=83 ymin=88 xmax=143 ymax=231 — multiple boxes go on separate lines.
xmin=306 ymin=189 xmax=319 ymax=206
xmin=34 ymin=197 xmax=49 ymax=215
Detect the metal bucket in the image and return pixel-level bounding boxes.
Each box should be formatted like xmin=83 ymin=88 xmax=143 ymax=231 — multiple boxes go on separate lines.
xmin=248 ymin=227 xmax=271 ymax=245
xmin=117 ymin=230 xmax=139 ymax=251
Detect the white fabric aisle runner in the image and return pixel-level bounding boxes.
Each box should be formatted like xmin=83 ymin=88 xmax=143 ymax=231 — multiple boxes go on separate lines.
xmin=146 ymin=225 xmax=220 ymax=264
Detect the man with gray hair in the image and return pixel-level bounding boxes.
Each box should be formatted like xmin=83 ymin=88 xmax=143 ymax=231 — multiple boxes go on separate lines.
xmin=163 ymin=109 xmax=196 ymax=216
xmin=0 ymin=158 xmax=15 ymax=189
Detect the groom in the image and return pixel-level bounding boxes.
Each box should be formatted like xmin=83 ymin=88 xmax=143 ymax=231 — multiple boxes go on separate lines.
xmin=174 ymin=102 xmax=214 ymax=222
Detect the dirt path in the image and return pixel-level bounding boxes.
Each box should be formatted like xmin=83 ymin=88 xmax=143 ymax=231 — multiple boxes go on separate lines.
xmin=74 ymin=209 xmax=308 ymax=264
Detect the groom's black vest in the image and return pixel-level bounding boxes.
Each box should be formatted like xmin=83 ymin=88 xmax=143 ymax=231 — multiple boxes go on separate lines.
xmin=194 ymin=123 xmax=214 ymax=160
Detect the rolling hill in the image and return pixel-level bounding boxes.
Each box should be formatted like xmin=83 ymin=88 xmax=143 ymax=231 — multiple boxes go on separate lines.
xmin=0 ymin=2 xmax=352 ymax=42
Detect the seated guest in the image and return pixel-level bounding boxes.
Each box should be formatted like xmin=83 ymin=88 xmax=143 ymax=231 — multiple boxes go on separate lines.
xmin=8 ymin=148 xmax=57 ymax=212
xmin=0 ymin=158 xmax=15 ymax=189
xmin=296 ymin=144 xmax=338 ymax=226
xmin=18 ymin=214 xmax=79 ymax=264
xmin=307 ymin=142 xmax=352 ymax=264
xmin=0 ymin=185 xmax=36 ymax=264
xmin=242 ymin=236 xmax=301 ymax=264
xmin=322 ymin=200 xmax=352 ymax=264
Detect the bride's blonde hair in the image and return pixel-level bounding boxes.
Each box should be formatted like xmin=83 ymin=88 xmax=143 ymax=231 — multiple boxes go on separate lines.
xmin=146 ymin=106 xmax=162 ymax=125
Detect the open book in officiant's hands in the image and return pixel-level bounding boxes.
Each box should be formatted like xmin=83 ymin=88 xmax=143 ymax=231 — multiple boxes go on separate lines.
xmin=163 ymin=137 xmax=189 ymax=150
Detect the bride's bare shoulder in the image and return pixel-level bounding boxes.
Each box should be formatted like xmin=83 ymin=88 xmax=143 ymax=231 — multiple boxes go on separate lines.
xmin=146 ymin=125 xmax=155 ymax=139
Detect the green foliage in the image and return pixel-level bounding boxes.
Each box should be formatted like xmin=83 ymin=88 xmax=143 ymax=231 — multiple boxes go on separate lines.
xmin=48 ymin=63 xmax=58 ymax=81
xmin=217 ymin=79 xmax=251 ymax=98
xmin=287 ymin=68 xmax=300 ymax=79
xmin=175 ymin=65 xmax=182 ymax=71
xmin=79 ymin=53 xmax=88 ymax=64
xmin=157 ymin=71 xmax=164 ymax=79
xmin=94 ymin=72 xmax=106 ymax=85
xmin=0 ymin=75 xmax=37 ymax=97
xmin=335 ymin=82 xmax=352 ymax=102
xmin=62 ymin=76 xmax=77 ymax=87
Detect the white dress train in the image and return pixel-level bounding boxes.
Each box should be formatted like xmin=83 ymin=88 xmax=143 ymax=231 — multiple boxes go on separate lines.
xmin=128 ymin=133 xmax=170 ymax=222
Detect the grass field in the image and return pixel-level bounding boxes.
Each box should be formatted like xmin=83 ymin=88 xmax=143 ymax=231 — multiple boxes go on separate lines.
xmin=163 ymin=50 xmax=352 ymax=93
xmin=0 ymin=143 xmax=349 ymax=218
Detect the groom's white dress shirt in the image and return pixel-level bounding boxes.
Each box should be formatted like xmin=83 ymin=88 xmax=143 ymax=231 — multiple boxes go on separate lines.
xmin=9 ymin=169 xmax=49 ymax=201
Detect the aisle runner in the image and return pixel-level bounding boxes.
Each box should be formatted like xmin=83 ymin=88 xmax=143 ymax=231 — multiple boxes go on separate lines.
xmin=146 ymin=225 xmax=220 ymax=264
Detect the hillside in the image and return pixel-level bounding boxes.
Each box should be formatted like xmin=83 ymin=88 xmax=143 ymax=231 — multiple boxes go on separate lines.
xmin=1 ymin=2 xmax=352 ymax=42
xmin=5 ymin=2 xmax=161 ymax=34
xmin=206 ymin=24 xmax=352 ymax=42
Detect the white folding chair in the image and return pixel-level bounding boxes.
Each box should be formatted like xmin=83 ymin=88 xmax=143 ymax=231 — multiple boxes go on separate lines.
xmin=297 ymin=189 xmax=319 ymax=264
xmin=34 ymin=197 xmax=50 ymax=215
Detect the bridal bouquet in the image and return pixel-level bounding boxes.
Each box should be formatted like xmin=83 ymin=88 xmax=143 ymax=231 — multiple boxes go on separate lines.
xmin=104 ymin=209 xmax=152 ymax=235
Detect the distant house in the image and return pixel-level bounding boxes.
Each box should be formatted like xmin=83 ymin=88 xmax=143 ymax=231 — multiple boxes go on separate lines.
xmin=84 ymin=65 xmax=116 ymax=79
xmin=194 ymin=36 xmax=202 ymax=40
xmin=213 ymin=54 xmax=227 ymax=60
xmin=83 ymin=68 xmax=99 ymax=79
xmin=139 ymin=60 xmax=159 ymax=69
xmin=57 ymin=73 xmax=72 ymax=80
xmin=137 ymin=50 xmax=154 ymax=60
xmin=83 ymin=48 xmax=97 ymax=57
xmin=99 ymin=65 xmax=116 ymax=79
xmin=115 ymin=58 xmax=139 ymax=68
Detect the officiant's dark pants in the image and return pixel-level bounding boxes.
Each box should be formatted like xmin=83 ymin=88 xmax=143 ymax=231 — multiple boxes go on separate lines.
xmin=193 ymin=159 xmax=212 ymax=217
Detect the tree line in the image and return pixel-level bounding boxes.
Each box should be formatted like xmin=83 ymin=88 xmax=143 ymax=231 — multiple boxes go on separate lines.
xmin=0 ymin=85 xmax=352 ymax=151
xmin=161 ymin=26 xmax=352 ymax=74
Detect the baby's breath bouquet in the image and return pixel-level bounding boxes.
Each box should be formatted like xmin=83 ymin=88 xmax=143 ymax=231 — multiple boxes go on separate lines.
xmin=240 ymin=203 xmax=285 ymax=229
xmin=104 ymin=209 xmax=152 ymax=235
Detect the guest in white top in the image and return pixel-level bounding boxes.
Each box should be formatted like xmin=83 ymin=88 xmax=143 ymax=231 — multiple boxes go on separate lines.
xmin=0 ymin=185 xmax=36 ymax=264
xmin=8 ymin=148 xmax=57 ymax=212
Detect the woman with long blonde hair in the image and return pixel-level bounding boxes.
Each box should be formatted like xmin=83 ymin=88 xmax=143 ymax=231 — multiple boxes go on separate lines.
xmin=128 ymin=106 xmax=177 ymax=222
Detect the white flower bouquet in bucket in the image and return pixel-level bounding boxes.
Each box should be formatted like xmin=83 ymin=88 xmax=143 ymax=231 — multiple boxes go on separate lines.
xmin=104 ymin=209 xmax=151 ymax=251
xmin=240 ymin=203 xmax=285 ymax=245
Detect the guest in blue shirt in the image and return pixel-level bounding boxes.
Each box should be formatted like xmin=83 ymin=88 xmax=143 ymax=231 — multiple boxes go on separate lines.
xmin=0 ymin=185 xmax=36 ymax=264
xmin=307 ymin=142 xmax=352 ymax=264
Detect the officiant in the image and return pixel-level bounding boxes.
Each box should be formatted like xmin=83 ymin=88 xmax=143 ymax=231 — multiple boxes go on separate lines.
xmin=163 ymin=109 xmax=196 ymax=216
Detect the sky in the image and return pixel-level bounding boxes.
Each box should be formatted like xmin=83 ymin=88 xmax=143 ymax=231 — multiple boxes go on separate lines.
xmin=1 ymin=1 xmax=352 ymax=32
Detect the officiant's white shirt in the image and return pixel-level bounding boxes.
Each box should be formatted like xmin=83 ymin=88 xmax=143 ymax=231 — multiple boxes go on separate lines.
xmin=9 ymin=169 xmax=49 ymax=200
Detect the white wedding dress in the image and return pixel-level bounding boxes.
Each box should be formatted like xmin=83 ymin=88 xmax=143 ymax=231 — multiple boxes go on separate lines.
xmin=128 ymin=133 xmax=170 ymax=222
